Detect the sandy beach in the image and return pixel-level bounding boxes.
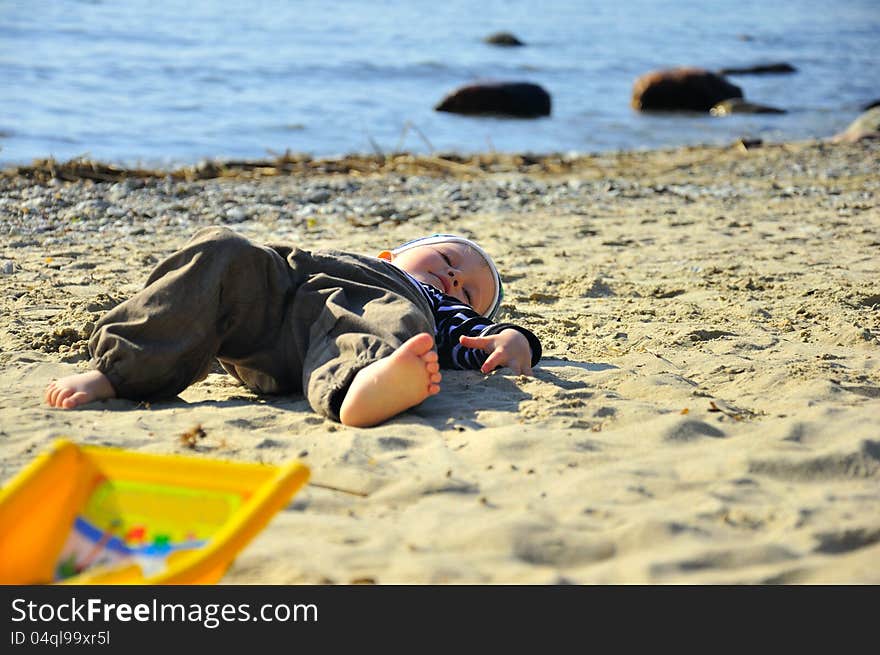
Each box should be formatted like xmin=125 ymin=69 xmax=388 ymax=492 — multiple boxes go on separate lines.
xmin=1 ymin=139 xmax=878 ymax=584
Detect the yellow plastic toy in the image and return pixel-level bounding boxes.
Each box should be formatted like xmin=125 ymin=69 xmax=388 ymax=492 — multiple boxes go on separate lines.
xmin=0 ymin=439 xmax=309 ymax=585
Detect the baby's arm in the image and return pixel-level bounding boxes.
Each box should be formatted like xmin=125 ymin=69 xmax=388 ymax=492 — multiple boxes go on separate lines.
xmin=432 ymin=295 xmax=541 ymax=374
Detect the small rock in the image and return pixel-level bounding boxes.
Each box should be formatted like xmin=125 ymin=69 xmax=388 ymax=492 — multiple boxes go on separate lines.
xmin=734 ymin=138 xmax=764 ymax=150
xmin=717 ymin=62 xmax=797 ymax=75
xmin=64 ymin=199 xmax=110 ymax=220
xmin=484 ymin=32 xmax=525 ymax=46
xmin=1 ymin=260 xmax=14 ymax=274
xmin=224 ymin=207 xmax=249 ymax=223
xmin=306 ymin=190 xmax=332 ymax=204
xmin=22 ymin=197 xmax=45 ymax=210
xmin=370 ymin=205 xmax=397 ymax=219
xmin=108 ymin=179 xmax=140 ymax=201
xmin=711 ymin=98 xmax=786 ymax=116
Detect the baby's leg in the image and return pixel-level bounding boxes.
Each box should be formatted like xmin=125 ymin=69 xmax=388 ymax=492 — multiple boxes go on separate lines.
xmin=45 ymin=226 xmax=296 ymax=408
xmin=44 ymin=370 xmax=115 ymax=409
xmin=339 ymin=333 xmax=441 ymax=427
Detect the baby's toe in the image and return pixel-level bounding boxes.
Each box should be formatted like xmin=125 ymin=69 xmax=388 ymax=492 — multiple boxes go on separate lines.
xmin=62 ymin=391 xmax=87 ymax=409
xmin=46 ymin=385 xmax=63 ymax=406
xmin=54 ymin=388 xmax=75 ymax=406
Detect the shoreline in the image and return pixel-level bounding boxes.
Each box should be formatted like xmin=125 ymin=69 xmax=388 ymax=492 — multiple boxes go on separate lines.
xmin=0 ymin=138 xmax=860 ymax=183
xmin=1 ymin=138 xmax=878 ymax=583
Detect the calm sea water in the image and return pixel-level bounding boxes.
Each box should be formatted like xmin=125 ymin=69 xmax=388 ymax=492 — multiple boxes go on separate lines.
xmin=1 ymin=0 xmax=878 ymax=167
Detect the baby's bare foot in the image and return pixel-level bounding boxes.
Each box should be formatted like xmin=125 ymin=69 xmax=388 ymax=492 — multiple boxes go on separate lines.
xmin=339 ymin=332 xmax=441 ymax=427
xmin=44 ymin=370 xmax=116 ymax=409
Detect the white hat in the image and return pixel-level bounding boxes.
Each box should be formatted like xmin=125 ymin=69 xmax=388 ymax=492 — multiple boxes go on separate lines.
xmin=391 ymin=234 xmax=503 ymax=320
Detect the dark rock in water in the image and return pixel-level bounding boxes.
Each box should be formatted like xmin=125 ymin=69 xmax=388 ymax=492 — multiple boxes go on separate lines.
xmin=484 ymin=31 xmax=525 ymax=46
xmin=435 ymin=82 xmax=551 ymax=117
xmin=832 ymin=107 xmax=880 ymax=143
xmin=631 ymin=67 xmax=743 ymax=112
xmin=710 ymin=98 xmax=786 ymax=116
xmin=717 ymin=62 xmax=797 ymax=75
xmin=863 ymin=99 xmax=880 ymax=111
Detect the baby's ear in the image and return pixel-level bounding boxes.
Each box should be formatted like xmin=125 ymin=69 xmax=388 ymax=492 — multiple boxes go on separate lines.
xmin=377 ymin=250 xmax=394 ymax=261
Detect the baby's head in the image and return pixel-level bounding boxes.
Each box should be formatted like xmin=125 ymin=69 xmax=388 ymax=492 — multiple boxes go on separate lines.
xmin=379 ymin=235 xmax=503 ymax=319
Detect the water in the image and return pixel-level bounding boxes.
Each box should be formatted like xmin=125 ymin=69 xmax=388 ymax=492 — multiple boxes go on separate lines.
xmin=1 ymin=0 xmax=878 ymax=167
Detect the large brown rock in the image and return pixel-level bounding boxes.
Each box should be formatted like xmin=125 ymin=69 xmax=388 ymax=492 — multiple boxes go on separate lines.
xmin=632 ymin=67 xmax=743 ymax=112
xmin=435 ymin=82 xmax=551 ymax=117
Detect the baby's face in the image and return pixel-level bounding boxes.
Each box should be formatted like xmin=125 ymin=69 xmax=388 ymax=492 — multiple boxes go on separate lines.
xmin=389 ymin=242 xmax=495 ymax=315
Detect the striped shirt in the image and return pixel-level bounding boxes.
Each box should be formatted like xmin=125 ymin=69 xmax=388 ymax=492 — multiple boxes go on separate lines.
xmin=394 ymin=267 xmax=542 ymax=371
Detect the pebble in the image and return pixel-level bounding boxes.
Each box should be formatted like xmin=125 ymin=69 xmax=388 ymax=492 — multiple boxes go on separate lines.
xmin=22 ymin=197 xmax=45 ymax=210
xmin=0 ymin=141 xmax=877 ymax=246
xmin=1 ymin=260 xmax=14 ymax=274
xmin=306 ymin=190 xmax=332 ymax=204
xmin=225 ymin=207 xmax=249 ymax=223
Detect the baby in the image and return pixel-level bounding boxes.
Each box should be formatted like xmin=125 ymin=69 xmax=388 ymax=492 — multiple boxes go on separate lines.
xmin=44 ymin=227 xmax=541 ymax=427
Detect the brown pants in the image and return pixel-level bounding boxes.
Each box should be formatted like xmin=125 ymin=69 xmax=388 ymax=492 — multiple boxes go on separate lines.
xmin=88 ymin=227 xmax=435 ymax=420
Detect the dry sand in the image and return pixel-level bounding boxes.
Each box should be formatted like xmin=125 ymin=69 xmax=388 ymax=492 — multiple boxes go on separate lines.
xmin=1 ymin=139 xmax=878 ymax=584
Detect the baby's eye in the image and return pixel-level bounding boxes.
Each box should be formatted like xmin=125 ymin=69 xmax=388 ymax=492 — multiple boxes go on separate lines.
xmin=440 ymin=252 xmax=452 ymax=265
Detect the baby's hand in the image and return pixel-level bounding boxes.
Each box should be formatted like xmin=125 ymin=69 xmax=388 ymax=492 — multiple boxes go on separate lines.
xmin=459 ymin=329 xmax=534 ymax=376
